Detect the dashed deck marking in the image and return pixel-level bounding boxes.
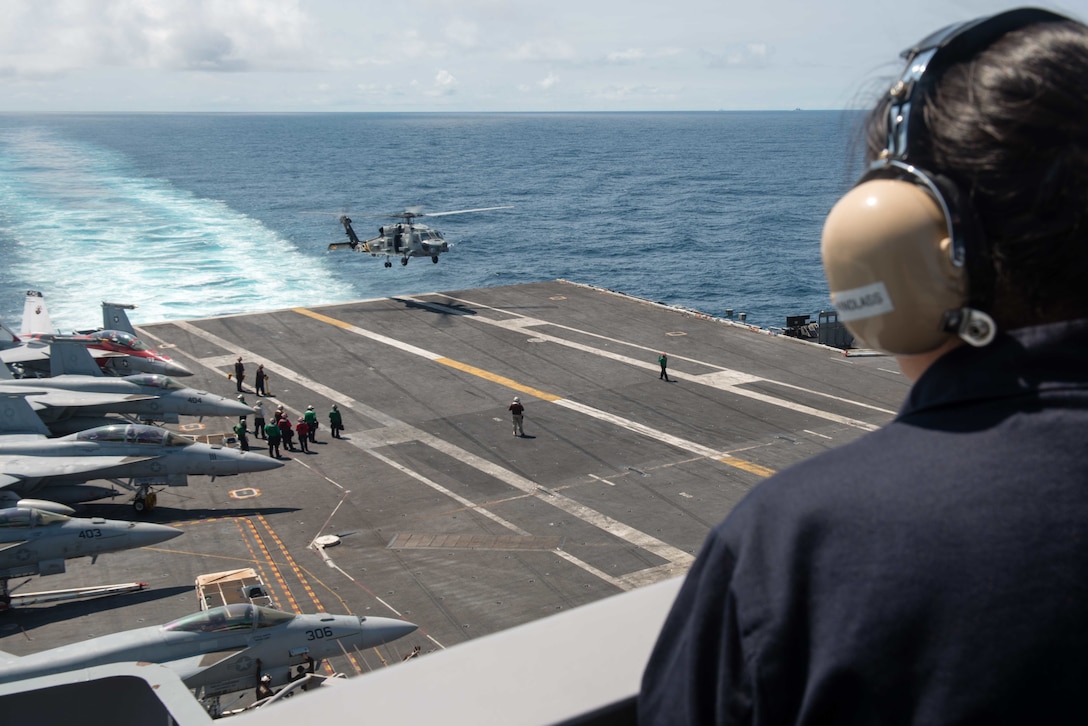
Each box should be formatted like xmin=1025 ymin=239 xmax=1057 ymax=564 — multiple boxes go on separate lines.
xmin=170 ymin=313 xmax=757 ymax=589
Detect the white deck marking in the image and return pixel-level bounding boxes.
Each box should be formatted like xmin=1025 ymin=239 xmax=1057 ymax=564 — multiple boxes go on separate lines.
xmin=414 ymin=294 xmax=896 ymax=422
xmin=170 ymin=319 xmax=694 ymax=590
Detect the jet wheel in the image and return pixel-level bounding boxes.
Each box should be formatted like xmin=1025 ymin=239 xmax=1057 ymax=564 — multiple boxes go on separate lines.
xmin=400 ymin=258 xmax=409 ymax=266
xmin=431 ymin=256 xmax=439 ymax=263
xmin=384 ymin=261 xmax=392 ymax=268
xmin=133 ymin=490 xmax=158 ymax=513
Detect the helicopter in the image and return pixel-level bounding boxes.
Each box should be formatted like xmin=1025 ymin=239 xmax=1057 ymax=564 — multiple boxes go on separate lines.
xmin=326 ymin=206 xmax=513 ymax=267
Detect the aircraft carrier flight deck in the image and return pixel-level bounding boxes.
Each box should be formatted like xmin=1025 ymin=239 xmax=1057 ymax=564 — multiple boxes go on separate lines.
xmin=0 ymin=279 xmax=910 ymax=685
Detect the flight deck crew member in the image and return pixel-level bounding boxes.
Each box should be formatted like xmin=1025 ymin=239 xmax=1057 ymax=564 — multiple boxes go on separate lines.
xmin=233 ymin=356 xmax=245 ymax=392
xmin=508 ymin=396 xmax=524 ymax=437
xmin=264 ymin=420 xmax=281 ymax=458
xmin=233 ymin=420 xmax=250 ymax=451
xmin=256 ymin=673 xmax=273 ymax=700
xmin=639 ymin=9 xmax=1088 ymax=725
xmin=254 ymin=363 xmax=267 ymax=396
xmin=329 ymin=404 xmax=343 ymax=438
xmin=657 ymin=352 xmax=671 ymax=381
xmin=304 ymin=405 xmax=319 ymax=442
xmin=253 ymin=399 xmax=267 ymax=439
xmin=278 ymin=415 xmax=294 ymax=451
xmin=295 ymin=417 xmax=309 ymax=453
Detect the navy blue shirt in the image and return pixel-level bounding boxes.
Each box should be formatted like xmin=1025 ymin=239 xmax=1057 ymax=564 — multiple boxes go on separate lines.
xmin=639 ymin=320 xmax=1088 ymax=725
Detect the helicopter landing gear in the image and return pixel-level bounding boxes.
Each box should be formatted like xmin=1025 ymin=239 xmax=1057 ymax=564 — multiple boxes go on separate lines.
xmin=431 ymin=256 xmax=439 ymax=263
xmin=133 ymin=486 xmax=158 ymax=513
xmin=400 ymin=258 xmax=409 ymax=266
xmin=384 ymin=261 xmax=392 ymax=268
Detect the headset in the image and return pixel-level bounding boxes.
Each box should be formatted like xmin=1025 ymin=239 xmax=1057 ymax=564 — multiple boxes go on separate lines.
xmin=820 ymin=7 xmax=1071 ymax=354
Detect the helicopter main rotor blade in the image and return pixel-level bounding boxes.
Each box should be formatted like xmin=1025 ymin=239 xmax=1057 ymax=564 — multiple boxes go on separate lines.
xmin=420 ymin=205 xmax=514 ymax=218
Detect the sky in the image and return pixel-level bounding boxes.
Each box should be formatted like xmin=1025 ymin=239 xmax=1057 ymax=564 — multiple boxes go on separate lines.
xmin=0 ymin=0 xmax=1083 ymax=113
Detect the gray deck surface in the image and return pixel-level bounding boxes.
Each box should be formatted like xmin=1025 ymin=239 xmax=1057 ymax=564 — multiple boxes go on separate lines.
xmin=0 ymin=280 xmax=909 ymax=684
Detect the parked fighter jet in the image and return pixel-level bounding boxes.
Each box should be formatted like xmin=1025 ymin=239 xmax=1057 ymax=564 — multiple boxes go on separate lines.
xmin=0 ymin=394 xmax=283 ymax=511
xmin=0 ymin=505 xmax=182 ymax=610
xmin=0 ymin=602 xmax=418 ymax=701
xmin=0 ymin=339 xmax=251 ymax=433
xmin=3 ymin=291 xmax=192 ymax=378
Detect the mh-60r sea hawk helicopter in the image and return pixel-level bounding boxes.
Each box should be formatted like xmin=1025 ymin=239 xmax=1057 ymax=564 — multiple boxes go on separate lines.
xmin=326 ymin=205 xmax=512 ymax=267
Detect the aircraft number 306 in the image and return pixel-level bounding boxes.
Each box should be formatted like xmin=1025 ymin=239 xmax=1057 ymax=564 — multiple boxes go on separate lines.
xmin=306 ymin=627 xmax=335 ymax=640
xmin=78 ymin=528 xmax=103 ymax=538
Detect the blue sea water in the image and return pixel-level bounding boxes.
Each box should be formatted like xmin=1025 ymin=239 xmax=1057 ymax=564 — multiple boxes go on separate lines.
xmin=0 ymin=112 xmax=867 ymax=333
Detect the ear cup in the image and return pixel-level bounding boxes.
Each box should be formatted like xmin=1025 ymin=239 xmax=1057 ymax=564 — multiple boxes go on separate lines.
xmin=821 ymin=178 xmax=968 ymax=354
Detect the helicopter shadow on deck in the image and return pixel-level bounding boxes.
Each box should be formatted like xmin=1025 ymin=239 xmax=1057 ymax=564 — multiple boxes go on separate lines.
xmin=0 ymin=585 xmax=194 ymax=634
xmin=391 ymin=297 xmax=478 ymax=317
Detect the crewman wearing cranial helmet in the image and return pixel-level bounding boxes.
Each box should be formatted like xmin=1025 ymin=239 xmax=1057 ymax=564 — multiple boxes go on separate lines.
xmin=508 ymin=396 xmax=525 ymax=437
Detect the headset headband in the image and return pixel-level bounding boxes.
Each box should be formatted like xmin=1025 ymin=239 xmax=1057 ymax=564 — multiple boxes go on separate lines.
xmin=874 ymin=7 xmax=1069 ymax=324
xmin=882 ymin=7 xmax=1070 ymax=163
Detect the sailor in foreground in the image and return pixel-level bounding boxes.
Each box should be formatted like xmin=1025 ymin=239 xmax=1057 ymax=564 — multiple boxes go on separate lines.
xmin=640 ymin=8 xmax=1088 ymax=724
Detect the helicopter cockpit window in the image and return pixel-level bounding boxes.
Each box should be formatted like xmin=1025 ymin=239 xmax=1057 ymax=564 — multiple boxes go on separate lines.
xmin=162 ymin=604 xmax=257 ymax=633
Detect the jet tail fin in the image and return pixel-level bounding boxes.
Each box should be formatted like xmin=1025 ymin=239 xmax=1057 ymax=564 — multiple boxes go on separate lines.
xmin=102 ymin=302 xmax=137 ymax=335
xmin=48 ymin=338 xmax=104 ymax=377
xmin=0 ymin=316 xmax=21 ymax=348
xmin=0 ymin=394 xmax=52 ymax=437
xmin=21 ymin=290 xmax=56 ymax=337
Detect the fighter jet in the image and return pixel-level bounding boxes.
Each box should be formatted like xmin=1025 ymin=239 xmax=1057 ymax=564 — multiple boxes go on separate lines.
xmin=0 ymin=339 xmax=251 ymax=434
xmin=0 ymin=505 xmax=182 ymax=610
xmin=0 ymin=602 xmax=418 ymax=701
xmin=0 ymin=394 xmax=283 ymax=511
xmin=2 ymin=290 xmax=192 ymax=378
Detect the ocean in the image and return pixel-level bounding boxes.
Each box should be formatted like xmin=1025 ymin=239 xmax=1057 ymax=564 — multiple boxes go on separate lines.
xmin=0 ymin=111 xmax=867 ymax=333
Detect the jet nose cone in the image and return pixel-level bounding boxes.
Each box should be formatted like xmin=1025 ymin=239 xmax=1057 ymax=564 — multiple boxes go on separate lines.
xmin=236 ymin=451 xmax=286 ymax=473
xmin=128 ymin=521 xmax=184 ymax=548
xmin=221 ymin=399 xmax=256 ymax=416
xmin=162 ymin=360 xmax=194 ymax=377
xmin=361 ymin=616 xmax=418 ymax=647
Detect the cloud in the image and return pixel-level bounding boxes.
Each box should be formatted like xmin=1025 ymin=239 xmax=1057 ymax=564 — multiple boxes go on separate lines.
xmin=538 ymin=72 xmax=559 ymax=90
xmin=444 ymin=19 xmax=481 ymax=50
xmin=508 ymin=39 xmax=577 ymax=62
xmin=0 ymin=0 xmax=317 ymax=77
xmin=592 ymin=84 xmax=673 ymax=102
xmin=699 ymin=43 xmax=773 ymax=69
xmin=426 ymin=69 xmax=458 ymax=96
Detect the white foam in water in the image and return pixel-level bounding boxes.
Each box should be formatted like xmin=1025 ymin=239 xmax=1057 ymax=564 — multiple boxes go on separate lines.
xmin=0 ymin=127 xmax=343 ymax=331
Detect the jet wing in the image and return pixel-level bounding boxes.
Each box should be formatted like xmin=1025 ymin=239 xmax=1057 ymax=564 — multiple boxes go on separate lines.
xmin=25 ymin=391 xmax=158 ymax=408
xmin=0 ymin=344 xmax=51 ymax=365
xmin=160 ymin=648 xmax=259 ymax=696
xmin=0 ymin=455 xmax=158 ymax=487
xmin=0 ymin=345 xmax=121 ymax=365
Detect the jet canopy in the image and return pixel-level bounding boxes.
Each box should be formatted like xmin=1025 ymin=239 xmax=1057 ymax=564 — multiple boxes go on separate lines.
xmin=162 ymin=604 xmax=295 ymax=633
xmin=74 ymin=424 xmax=193 ymax=447
xmin=92 ymin=330 xmax=151 ymax=352
xmin=125 ymin=374 xmax=186 ymax=390
xmin=0 ymin=508 xmax=69 ymax=528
